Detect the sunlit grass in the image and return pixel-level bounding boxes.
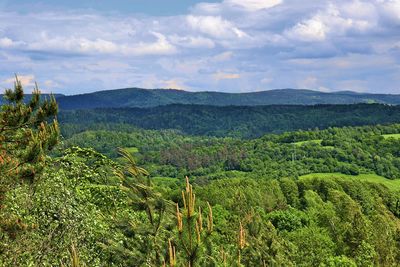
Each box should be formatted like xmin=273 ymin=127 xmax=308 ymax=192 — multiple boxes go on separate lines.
xmin=294 ymin=139 xmax=322 ymax=146
xmin=293 ymin=139 xmax=334 ymax=149
xmin=382 ymin=134 xmax=400 ymax=139
xmin=300 ymin=172 xmax=400 ymax=191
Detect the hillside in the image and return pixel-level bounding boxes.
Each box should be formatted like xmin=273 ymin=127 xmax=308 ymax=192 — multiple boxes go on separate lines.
xmin=55 ymin=88 xmax=400 ymax=109
xmin=62 ymin=123 xmax=400 ymax=180
xmin=4 ymin=87 xmax=400 ymax=266
xmin=59 ymin=103 xmax=400 ymax=138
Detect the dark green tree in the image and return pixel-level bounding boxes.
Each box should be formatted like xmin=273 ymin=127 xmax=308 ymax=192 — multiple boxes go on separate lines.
xmin=105 ymin=147 xmax=172 ymax=265
xmin=0 ymin=77 xmax=59 ymax=237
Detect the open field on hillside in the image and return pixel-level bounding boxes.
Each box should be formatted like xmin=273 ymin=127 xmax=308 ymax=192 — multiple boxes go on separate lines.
xmin=383 ymin=134 xmax=400 ymax=139
xmin=300 ymin=172 xmax=400 ymax=190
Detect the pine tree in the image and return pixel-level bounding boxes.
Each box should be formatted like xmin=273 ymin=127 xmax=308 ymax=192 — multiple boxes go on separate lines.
xmin=172 ymin=177 xmax=214 ymax=266
xmin=0 ymin=77 xmax=59 ymax=183
xmin=108 ymin=147 xmax=171 ymax=265
xmin=0 ymin=77 xmax=59 ymax=236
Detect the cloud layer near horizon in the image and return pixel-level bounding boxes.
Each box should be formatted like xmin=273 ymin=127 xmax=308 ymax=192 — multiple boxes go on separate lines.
xmin=0 ymin=0 xmax=399 ymax=94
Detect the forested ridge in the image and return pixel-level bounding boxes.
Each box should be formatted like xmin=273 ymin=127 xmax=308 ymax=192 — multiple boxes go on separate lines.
xmin=5 ymin=88 xmax=400 ymax=109
xmin=2 ymin=83 xmax=400 ymax=266
xmin=55 ymin=88 xmax=400 ymax=109
xmin=59 ymin=103 xmax=400 ymax=138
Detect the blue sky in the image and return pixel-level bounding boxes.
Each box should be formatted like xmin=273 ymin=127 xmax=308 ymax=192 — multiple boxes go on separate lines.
xmin=0 ymin=0 xmax=399 ymax=94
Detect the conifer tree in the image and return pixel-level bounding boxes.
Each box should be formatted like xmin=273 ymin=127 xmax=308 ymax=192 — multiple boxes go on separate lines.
xmin=172 ymin=177 xmax=214 ymax=266
xmin=0 ymin=77 xmax=59 ymax=236
xmin=109 ymin=147 xmax=171 ymax=265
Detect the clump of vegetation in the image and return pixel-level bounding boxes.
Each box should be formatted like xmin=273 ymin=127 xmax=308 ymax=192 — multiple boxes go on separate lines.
xmin=0 ymin=78 xmax=59 ymax=260
xmin=1 ymin=80 xmax=400 ymax=266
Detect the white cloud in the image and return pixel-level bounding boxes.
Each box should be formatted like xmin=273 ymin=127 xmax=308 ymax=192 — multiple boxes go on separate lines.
xmin=28 ymin=36 xmax=118 ymax=54
xmin=341 ymin=0 xmax=377 ymax=21
xmin=285 ymin=2 xmax=377 ymax=42
xmin=186 ymin=15 xmax=247 ymax=39
xmin=0 ymin=37 xmax=26 ymax=49
xmin=287 ymin=17 xmax=328 ymax=42
xmin=379 ymin=0 xmax=400 ymax=24
xmin=0 ymin=37 xmax=16 ymax=48
xmin=193 ymin=0 xmax=283 ymax=14
xmin=191 ymin=3 xmax=222 ymax=15
xmin=4 ymin=74 xmax=35 ymax=87
xmin=25 ymin=31 xmax=176 ymax=56
xmin=122 ymin=32 xmax=177 ymax=56
xmin=169 ymin=35 xmax=215 ymax=49
xmin=224 ymin=0 xmax=283 ymax=11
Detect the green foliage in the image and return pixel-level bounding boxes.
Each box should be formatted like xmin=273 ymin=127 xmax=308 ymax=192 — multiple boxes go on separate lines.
xmin=1 ymin=148 xmax=117 ymax=266
xmin=54 ymin=88 xmax=400 ymax=110
xmin=172 ymin=177 xmax=214 ymax=266
xmin=104 ymin=147 xmax=172 ymax=266
xmin=3 ymin=85 xmax=400 ymax=266
xmin=59 ymin=103 xmax=400 ymax=138
xmin=62 ymin=123 xmax=400 ymax=181
xmin=0 ymin=78 xmax=59 ymax=258
xmin=300 ymin=173 xmax=400 ymax=191
xmin=0 ymin=78 xmax=59 ymax=183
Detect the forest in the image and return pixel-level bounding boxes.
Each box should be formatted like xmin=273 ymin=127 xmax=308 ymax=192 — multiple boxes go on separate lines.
xmin=2 ymin=83 xmax=400 ymax=266
xmin=53 ymin=88 xmax=400 ymax=109
xmin=59 ymin=103 xmax=400 ymax=138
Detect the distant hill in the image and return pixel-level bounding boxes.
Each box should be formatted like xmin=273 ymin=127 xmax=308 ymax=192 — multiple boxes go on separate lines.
xmin=59 ymin=103 xmax=400 ymax=138
xmin=54 ymin=88 xmax=400 ymax=109
xmin=2 ymin=88 xmax=399 ymax=109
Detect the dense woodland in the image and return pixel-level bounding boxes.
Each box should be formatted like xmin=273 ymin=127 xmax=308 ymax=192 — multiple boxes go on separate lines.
xmin=2 ymin=83 xmax=400 ymax=266
xmin=45 ymin=87 xmax=400 ymax=109
xmin=59 ymin=103 xmax=400 ymax=138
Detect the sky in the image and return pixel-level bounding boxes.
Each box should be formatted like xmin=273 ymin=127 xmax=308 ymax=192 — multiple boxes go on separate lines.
xmin=0 ymin=0 xmax=399 ymax=95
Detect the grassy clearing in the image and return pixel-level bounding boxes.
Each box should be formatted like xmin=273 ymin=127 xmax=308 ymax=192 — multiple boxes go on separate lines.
xmin=382 ymin=134 xmax=400 ymax=140
xmin=294 ymin=139 xmax=322 ymax=146
xmin=293 ymin=139 xmax=334 ymax=149
xmin=300 ymin=172 xmax=400 ymax=191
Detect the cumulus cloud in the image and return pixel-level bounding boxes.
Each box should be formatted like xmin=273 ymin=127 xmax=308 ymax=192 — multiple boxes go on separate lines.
xmin=3 ymin=74 xmax=35 ymax=87
xmin=28 ymin=36 xmax=118 ymax=54
xmin=23 ymin=31 xmax=176 ymax=56
xmin=186 ymin=15 xmax=247 ymax=39
xmin=287 ymin=18 xmax=328 ymax=42
xmin=0 ymin=37 xmax=17 ymax=48
xmin=123 ymin=32 xmax=177 ymax=56
xmin=285 ymin=3 xmax=376 ymax=42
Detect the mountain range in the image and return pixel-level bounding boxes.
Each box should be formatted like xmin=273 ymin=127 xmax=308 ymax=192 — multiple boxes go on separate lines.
xmin=54 ymin=88 xmax=400 ymax=109
xmin=2 ymin=88 xmax=400 ymax=109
